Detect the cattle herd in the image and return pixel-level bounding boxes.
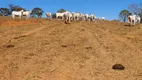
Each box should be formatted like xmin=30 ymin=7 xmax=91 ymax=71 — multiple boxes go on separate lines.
xmin=11 ymin=10 xmax=141 ymax=25
xmin=46 ymin=11 xmax=105 ymax=23
xmin=12 ymin=10 xmax=31 ymax=19
xmin=11 ymin=10 xmax=105 ymax=22
xmin=128 ymin=15 xmax=141 ymax=26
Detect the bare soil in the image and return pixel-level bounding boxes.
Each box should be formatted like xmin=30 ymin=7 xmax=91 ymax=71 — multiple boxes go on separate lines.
xmin=0 ymin=16 xmax=142 ymax=80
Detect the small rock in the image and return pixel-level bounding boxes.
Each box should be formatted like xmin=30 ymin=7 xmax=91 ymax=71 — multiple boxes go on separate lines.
xmin=6 ymin=44 xmax=15 ymax=48
xmin=112 ymin=64 xmax=125 ymax=70
xmin=81 ymin=29 xmax=85 ymax=31
xmin=8 ymin=40 xmax=11 ymax=43
xmin=62 ymin=45 xmax=67 ymax=47
xmin=85 ymin=46 xmax=92 ymax=49
xmin=14 ymin=37 xmax=18 ymax=39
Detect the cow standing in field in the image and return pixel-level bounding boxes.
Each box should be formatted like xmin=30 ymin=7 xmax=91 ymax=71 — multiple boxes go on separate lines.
xmin=101 ymin=17 xmax=105 ymax=20
xmin=128 ymin=15 xmax=136 ymax=26
xmin=12 ymin=10 xmax=24 ymax=19
xmin=80 ymin=13 xmax=85 ymax=20
xmin=72 ymin=12 xmax=81 ymax=20
xmin=56 ymin=12 xmax=65 ymax=19
xmin=98 ymin=17 xmax=101 ymax=20
xmin=90 ymin=13 xmax=95 ymax=21
xmin=136 ymin=16 xmax=141 ymax=23
xmin=84 ymin=14 xmax=89 ymax=21
xmin=64 ymin=11 xmax=72 ymax=24
xmin=46 ymin=12 xmax=52 ymax=19
xmin=22 ymin=10 xmax=31 ymax=19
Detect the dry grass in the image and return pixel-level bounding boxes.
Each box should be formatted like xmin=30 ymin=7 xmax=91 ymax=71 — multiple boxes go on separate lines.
xmin=0 ymin=16 xmax=142 ymax=80
xmin=0 ymin=18 xmax=46 ymax=27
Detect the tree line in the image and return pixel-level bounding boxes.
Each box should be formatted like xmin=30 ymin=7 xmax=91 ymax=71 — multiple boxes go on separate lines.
xmin=119 ymin=3 xmax=142 ymax=22
xmin=0 ymin=4 xmax=66 ymax=18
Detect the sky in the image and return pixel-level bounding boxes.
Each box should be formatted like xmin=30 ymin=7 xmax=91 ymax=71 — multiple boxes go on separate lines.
xmin=0 ymin=0 xmax=141 ymax=20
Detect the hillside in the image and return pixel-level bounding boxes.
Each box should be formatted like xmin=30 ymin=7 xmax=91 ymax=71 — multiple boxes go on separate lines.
xmin=0 ymin=18 xmax=142 ymax=80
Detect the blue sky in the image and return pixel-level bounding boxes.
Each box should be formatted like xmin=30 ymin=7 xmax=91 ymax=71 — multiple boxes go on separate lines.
xmin=0 ymin=0 xmax=141 ymax=20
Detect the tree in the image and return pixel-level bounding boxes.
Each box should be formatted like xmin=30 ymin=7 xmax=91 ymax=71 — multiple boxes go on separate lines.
xmin=119 ymin=10 xmax=130 ymax=22
xmin=57 ymin=8 xmax=66 ymax=13
xmin=31 ymin=7 xmax=43 ymax=17
xmin=128 ymin=3 xmax=142 ymax=23
xmin=8 ymin=4 xmax=26 ymax=14
xmin=128 ymin=3 xmax=142 ymax=15
xmin=0 ymin=7 xmax=10 ymax=16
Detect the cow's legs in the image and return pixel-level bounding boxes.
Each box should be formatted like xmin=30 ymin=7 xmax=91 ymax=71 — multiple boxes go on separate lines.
xmin=68 ymin=16 xmax=70 ymax=23
xmin=20 ymin=16 xmax=21 ymax=20
xmin=26 ymin=15 xmax=28 ymax=19
xmin=65 ymin=16 xmax=67 ymax=23
xmin=56 ymin=16 xmax=58 ymax=19
xmin=62 ymin=16 xmax=64 ymax=20
xmin=12 ymin=15 xmax=15 ymax=19
xmin=133 ymin=20 xmax=136 ymax=26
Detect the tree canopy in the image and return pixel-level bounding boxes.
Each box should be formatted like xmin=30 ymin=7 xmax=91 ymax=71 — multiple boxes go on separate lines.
xmin=119 ymin=10 xmax=130 ymax=22
xmin=0 ymin=8 xmax=11 ymax=16
xmin=31 ymin=7 xmax=44 ymax=17
xmin=57 ymin=8 xmax=66 ymax=13
xmin=128 ymin=3 xmax=142 ymax=15
xmin=8 ymin=4 xmax=26 ymax=11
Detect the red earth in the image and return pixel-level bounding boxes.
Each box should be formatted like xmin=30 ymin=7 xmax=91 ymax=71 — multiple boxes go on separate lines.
xmin=0 ymin=16 xmax=142 ymax=80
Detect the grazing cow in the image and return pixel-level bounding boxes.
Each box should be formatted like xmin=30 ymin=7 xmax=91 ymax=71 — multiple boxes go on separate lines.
xmin=90 ymin=14 xmax=95 ymax=21
xmin=128 ymin=15 xmax=136 ymax=26
xmin=12 ymin=10 xmax=24 ymax=19
xmin=80 ymin=13 xmax=85 ymax=20
xmin=46 ymin=12 xmax=52 ymax=19
xmin=22 ymin=10 xmax=31 ymax=19
xmin=101 ymin=17 xmax=105 ymax=20
xmin=72 ymin=12 xmax=81 ymax=20
xmin=98 ymin=17 xmax=101 ymax=20
xmin=136 ymin=16 xmax=141 ymax=23
xmin=84 ymin=14 xmax=89 ymax=21
xmin=56 ymin=12 xmax=65 ymax=19
xmin=69 ymin=12 xmax=73 ymax=20
xmin=64 ymin=11 xmax=72 ymax=24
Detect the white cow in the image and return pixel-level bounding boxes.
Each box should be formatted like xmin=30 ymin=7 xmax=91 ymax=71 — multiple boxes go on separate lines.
xmin=101 ymin=17 xmax=105 ymax=20
xmin=97 ymin=17 xmax=105 ymax=20
xmin=12 ymin=10 xmax=24 ymax=19
xmin=136 ymin=16 xmax=141 ymax=23
xmin=98 ymin=17 xmax=101 ymax=20
xmin=69 ymin=12 xmax=73 ymax=20
xmin=128 ymin=15 xmax=136 ymax=26
xmin=64 ymin=11 xmax=72 ymax=23
xmin=22 ymin=10 xmax=31 ymax=19
xmin=84 ymin=14 xmax=89 ymax=21
xmin=80 ymin=13 xmax=85 ymax=20
xmin=56 ymin=12 xmax=65 ymax=19
xmin=46 ymin=12 xmax=52 ymax=19
xmin=72 ymin=12 xmax=81 ymax=20
xmin=90 ymin=14 xmax=95 ymax=21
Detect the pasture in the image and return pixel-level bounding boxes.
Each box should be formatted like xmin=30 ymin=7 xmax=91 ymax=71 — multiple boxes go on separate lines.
xmin=0 ymin=16 xmax=142 ymax=80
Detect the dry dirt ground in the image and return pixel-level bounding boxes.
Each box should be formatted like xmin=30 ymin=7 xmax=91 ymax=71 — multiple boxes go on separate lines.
xmin=0 ymin=16 xmax=142 ymax=80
